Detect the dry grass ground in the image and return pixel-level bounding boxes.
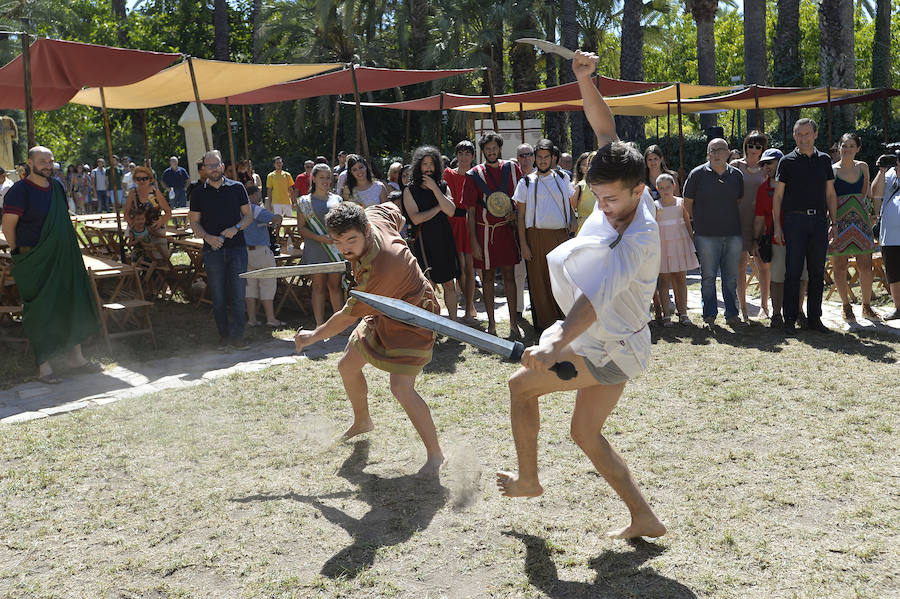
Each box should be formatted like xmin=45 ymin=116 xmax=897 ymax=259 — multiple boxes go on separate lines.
xmin=1 ymin=313 xmax=898 ymax=598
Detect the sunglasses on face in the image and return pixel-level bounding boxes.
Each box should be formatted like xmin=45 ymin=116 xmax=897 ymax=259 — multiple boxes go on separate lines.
xmin=746 ymin=143 xmax=765 ymax=150
xmin=135 ymin=176 xmax=150 ymax=181
xmin=518 ymin=152 xmax=534 ymax=158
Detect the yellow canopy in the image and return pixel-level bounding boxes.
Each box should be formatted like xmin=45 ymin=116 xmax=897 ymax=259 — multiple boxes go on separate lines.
xmin=71 ymin=58 xmax=341 ymax=109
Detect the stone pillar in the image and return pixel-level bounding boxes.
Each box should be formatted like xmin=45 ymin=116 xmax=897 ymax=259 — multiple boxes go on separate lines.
xmin=178 ymin=102 xmax=217 ymax=180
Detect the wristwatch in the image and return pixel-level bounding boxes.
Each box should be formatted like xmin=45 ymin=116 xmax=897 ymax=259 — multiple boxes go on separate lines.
xmin=234 ymin=222 xmax=242 ymax=231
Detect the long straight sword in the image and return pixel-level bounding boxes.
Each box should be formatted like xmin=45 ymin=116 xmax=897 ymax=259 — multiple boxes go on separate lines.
xmin=350 ymin=290 xmax=577 ymax=380
xmin=239 ymin=261 xmax=350 ymax=280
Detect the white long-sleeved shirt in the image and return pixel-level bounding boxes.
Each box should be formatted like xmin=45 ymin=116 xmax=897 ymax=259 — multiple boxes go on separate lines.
xmin=545 ymin=196 xmax=660 ymax=377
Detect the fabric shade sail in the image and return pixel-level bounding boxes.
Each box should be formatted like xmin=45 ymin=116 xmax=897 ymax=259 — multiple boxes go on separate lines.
xmin=0 ymin=38 xmax=180 ymax=110
xmin=346 ymin=75 xmax=667 ymax=111
xmin=777 ymin=87 xmax=900 ymax=109
xmin=70 ymin=58 xmax=342 ymax=109
xmin=204 ymin=66 xmax=480 ymax=105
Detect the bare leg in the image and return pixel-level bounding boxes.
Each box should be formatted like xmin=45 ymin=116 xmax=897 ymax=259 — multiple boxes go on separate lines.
xmin=501 ymin=265 xmax=518 ymax=336
xmin=482 ymin=268 xmax=497 ymax=335
xmin=771 ymin=282 xmax=784 ymax=316
xmin=310 ymin=273 xmax=328 ymax=327
xmin=459 ymin=251 xmax=477 ymax=319
xmin=658 ymin=274 xmax=673 ymax=318
xmin=38 ymin=361 xmax=54 ymax=377
xmin=856 ymin=253 xmax=874 ymax=306
xmin=389 ymin=373 xmax=444 ymax=477
xmin=671 ymin=271 xmax=688 ymax=316
xmin=738 ymin=251 xmax=750 ymax=320
xmin=442 ymin=281 xmax=459 ymax=321
xmin=326 ymin=273 xmax=344 ymax=314
xmin=261 ymin=299 xmax=280 ymax=324
xmin=246 ymin=297 xmax=259 ymax=325
xmin=889 ymin=281 xmax=900 ymax=313
xmin=757 ymin=262 xmax=771 ymax=317
xmin=832 ymin=256 xmax=852 ymax=307
xmin=571 ymin=386 xmax=666 ymax=539
xmin=336 ymin=344 xmax=373 ymax=439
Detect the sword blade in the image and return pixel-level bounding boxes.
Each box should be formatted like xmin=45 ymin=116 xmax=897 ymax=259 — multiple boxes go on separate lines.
xmin=350 ymin=290 xmax=523 ymax=361
xmin=515 ymin=38 xmax=576 ymax=61
xmin=240 ymin=261 xmax=349 ymax=279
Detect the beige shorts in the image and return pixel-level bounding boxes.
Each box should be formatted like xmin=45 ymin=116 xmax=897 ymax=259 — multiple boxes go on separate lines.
xmin=245 ymin=246 xmax=277 ymax=300
xmin=272 ymin=203 xmax=294 ymax=217
xmin=770 ymin=244 xmax=808 ymax=283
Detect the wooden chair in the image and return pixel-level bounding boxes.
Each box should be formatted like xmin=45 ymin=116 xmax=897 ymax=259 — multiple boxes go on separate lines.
xmin=0 ymin=264 xmax=28 ymax=347
xmin=87 ymin=264 xmax=156 ymax=351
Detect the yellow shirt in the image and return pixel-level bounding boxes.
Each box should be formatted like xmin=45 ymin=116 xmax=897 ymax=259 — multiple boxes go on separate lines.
xmin=575 ymin=179 xmax=597 ymax=233
xmin=266 ymin=170 xmax=294 ymax=205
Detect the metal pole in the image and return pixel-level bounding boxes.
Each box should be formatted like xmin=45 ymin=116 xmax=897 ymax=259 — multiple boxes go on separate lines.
xmin=826 ymin=85 xmax=833 ymax=148
xmin=519 ymin=102 xmax=526 ymax=143
xmin=142 ymin=109 xmax=150 ymax=166
xmin=241 ymin=104 xmax=250 ymax=160
xmin=404 ymin=109 xmax=411 ymax=164
xmin=676 ymin=83 xmax=685 ymax=182
xmin=666 ymin=103 xmax=671 ymax=163
xmin=100 ymin=87 xmax=126 ymax=263
xmin=485 ymin=67 xmax=499 ymax=132
xmin=186 ymin=56 xmax=210 ymax=152
xmin=331 ymin=95 xmax=340 ymax=166
xmin=21 ymin=33 xmax=35 ymax=148
xmin=349 ymin=63 xmax=371 ymax=167
xmin=753 ymin=84 xmax=761 ymax=131
xmin=439 ymin=91 xmax=445 ymax=153
xmin=225 ymin=97 xmax=236 ymax=176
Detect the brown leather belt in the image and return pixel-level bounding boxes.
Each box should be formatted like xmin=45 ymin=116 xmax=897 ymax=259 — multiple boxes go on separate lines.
xmin=13 ymin=246 xmax=32 ymax=255
xmin=247 ymin=245 xmax=264 ymax=250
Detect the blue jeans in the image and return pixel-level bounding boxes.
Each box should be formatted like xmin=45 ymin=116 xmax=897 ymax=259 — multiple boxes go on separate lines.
xmin=111 ymin=189 xmax=123 ymax=211
xmin=96 ymin=189 xmax=109 ymax=212
xmin=783 ymin=212 xmax=828 ymax=324
xmin=694 ymin=235 xmax=742 ymax=319
xmin=203 ymin=245 xmax=248 ymax=340
xmin=173 ymin=188 xmax=187 ymax=208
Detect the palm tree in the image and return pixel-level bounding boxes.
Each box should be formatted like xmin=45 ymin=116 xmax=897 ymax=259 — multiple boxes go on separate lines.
xmin=685 ymin=0 xmax=718 ymax=132
xmin=818 ymin=0 xmax=855 ymax=136
xmin=743 ymin=0 xmax=766 ymax=131
xmin=111 ymin=0 xmax=129 ymax=47
xmin=617 ymin=0 xmax=645 ymax=141
xmin=508 ymin=2 xmax=540 ymax=92
xmin=870 ymin=0 xmax=891 ymax=127
xmin=773 ymin=0 xmax=801 ymax=133
xmin=560 ymin=0 xmax=586 ymax=155
xmin=213 ymin=0 xmax=229 ymax=61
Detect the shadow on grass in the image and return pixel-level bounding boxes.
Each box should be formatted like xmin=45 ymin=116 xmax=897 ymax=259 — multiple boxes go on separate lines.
xmin=651 ymin=320 xmax=897 ymax=363
xmin=504 ymin=531 xmax=696 ymax=599
xmin=424 ymin=337 xmax=466 ymax=374
xmin=230 ymin=440 xmax=449 ymax=580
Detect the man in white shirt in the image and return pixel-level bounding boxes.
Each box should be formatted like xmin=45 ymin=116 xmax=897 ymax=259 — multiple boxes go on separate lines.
xmin=91 ymin=158 xmax=108 ymax=212
xmin=121 ymin=162 xmax=136 ymax=191
xmin=0 ymin=167 xmax=12 ymax=208
xmin=496 ymin=50 xmax=666 ymax=542
xmin=515 ymin=138 xmax=577 ymax=331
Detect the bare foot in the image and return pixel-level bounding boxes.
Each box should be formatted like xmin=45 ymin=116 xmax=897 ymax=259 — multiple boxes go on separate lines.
xmin=414 ymin=454 xmax=445 ymax=479
xmin=496 ymin=471 xmax=543 ymax=497
xmin=486 ymin=324 xmax=497 ymax=337
xmin=606 ymin=515 xmax=667 ymax=539
xmin=339 ymin=418 xmax=374 ymax=441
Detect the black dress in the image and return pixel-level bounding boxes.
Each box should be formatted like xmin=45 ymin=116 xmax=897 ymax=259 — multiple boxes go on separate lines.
xmin=408 ymin=182 xmax=461 ymax=284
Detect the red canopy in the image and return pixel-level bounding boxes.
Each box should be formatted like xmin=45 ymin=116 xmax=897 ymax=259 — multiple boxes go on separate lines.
xmin=205 ymin=66 xmax=480 ymax=105
xmin=349 ymin=75 xmax=664 ymax=110
xmin=0 ymin=38 xmax=180 ymax=110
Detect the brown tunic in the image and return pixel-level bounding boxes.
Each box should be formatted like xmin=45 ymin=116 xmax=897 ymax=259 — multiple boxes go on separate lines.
xmin=342 ymin=203 xmax=439 ymax=375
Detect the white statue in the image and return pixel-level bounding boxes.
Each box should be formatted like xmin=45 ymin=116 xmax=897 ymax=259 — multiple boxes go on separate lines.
xmin=0 ymin=116 xmax=18 ymax=174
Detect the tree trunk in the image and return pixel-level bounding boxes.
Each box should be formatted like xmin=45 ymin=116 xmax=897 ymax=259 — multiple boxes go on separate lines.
xmin=509 ymin=4 xmax=540 ymax=93
xmin=743 ymin=0 xmax=767 ymax=132
xmin=543 ymin=6 xmax=567 ymax=149
xmin=560 ymin=0 xmax=585 ymax=155
xmin=249 ymin=0 xmax=263 ymax=164
xmin=774 ymin=0 xmax=801 ymax=133
xmin=616 ymin=0 xmax=645 ymax=142
xmin=819 ymin=0 xmax=855 ymax=136
xmin=408 ymin=0 xmax=428 ymax=69
xmin=871 ymin=0 xmax=892 ymax=127
xmin=688 ymin=0 xmax=718 ymax=133
xmin=214 ymin=0 xmax=230 ymax=61
xmin=111 ymin=0 xmax=128 ymax=48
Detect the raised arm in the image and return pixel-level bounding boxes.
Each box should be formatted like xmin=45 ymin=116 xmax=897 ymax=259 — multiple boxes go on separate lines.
xmin=573 ymin=51 xmax=618 ymax=145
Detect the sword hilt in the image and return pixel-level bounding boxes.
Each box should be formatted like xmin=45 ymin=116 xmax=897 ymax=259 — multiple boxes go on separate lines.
xmin=509 ymin=341 xmax=578 ymax=380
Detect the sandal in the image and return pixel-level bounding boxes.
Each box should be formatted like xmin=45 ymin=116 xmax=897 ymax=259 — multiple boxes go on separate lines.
xmin=662 ymin=316 xmax=674 ymax=327
xmin=38 ymin=374 xmax=64 ymax=385
xmin=68 ymin=360 xmax=104 ymax=375
xmin=861 ymin=304 xmax=881 ymax=321
xmin=678 ymin=314 xmax=691 ymax=325
xmin=842 ymin=303 xmax=856 ymax=322
xmin=266 ymin=320 xmax=286 ymax=327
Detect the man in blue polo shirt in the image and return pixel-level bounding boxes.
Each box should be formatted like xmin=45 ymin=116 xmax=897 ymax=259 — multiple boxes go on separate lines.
xmin=162 ymin=156 xmax=190 ymax=208
xmin=772 ymin=118 xmax=838 ymax=333
xmin=189 ymin=150 xmax=254 ymax=349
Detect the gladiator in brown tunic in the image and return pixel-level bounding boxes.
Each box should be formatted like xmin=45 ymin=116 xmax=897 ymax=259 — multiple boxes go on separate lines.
xmin=294 ymin=202 xmax=444 ymax=478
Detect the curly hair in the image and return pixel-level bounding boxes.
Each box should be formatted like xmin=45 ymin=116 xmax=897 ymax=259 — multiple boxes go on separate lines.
xmin=325 ymin=201 xmax=368 ymax=236
xmin=410 ymin=145 xmax=445 ymax=189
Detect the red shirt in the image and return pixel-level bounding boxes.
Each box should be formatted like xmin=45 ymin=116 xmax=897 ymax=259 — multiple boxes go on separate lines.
xmin=293 ymin=172 xmax=311 ymax=196
xmin=462 ymin=160 xmax=522 ymax=213
xmin=443 ymin=167 xmax=469 ymax=212
xmin=754 ymin=176 xmax=784 ymax=246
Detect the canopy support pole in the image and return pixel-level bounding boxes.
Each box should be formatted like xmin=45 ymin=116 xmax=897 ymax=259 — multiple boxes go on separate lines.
xmin=655 ymin=115 xmax=659 ymax=141
xmin=781 ymin=108 xmax=788 ymax=146
xmin=826 ymin=85 xmax=833 ymax=149
xmin=676 ymin=83 xmax=685 ymax=182
xmin=100 ymin=87 xmax=125 ymax=263
xmin=349 ymin=63 xmax=371 ymax=167
xmin=241 ymin=105 xmax=249 ymax=161
xmin=404 ymin=109 xmax=411 ymax=163
xmin=882 ymin=96 xmax=889 ymax=144
xmin=439 ymin=92 xmax=445 ymax=154
xmin=485 ymin=68 xmax=499 ymax=132
xmin=22 ymin=32 xmax=35 ymax=148
xmin=519 ymin=103 xmax=525 ymax=143
xmin=225 ymin=97 xmax=236 ymax=175
xmin=331 ymin=95 xmax=340 ymax=167
xmin=186 ymin=56 xmax=210 ymax=152
xmin=142 ymin=109 xmax=150 ymax=167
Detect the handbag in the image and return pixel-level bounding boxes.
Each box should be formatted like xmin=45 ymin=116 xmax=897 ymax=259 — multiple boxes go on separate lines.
xmin=757 ymin=232 xmax=773 ymax=263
